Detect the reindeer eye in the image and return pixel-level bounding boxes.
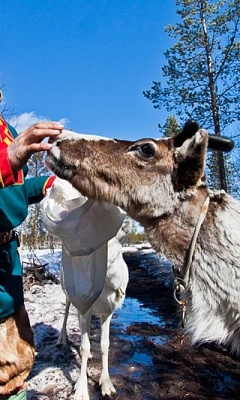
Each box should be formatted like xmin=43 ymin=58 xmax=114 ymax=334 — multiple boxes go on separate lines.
xmin=139 ymin=143 xmax=155 ymax=158
xmin=127 ymin=141 xmax=156 ymax=160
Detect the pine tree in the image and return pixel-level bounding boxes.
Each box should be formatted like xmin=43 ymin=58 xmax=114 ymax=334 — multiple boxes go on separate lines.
xmin=226 ymin=131 xmax=240 ymax=198
xmin=160 ymin=115 xmax=181 ymax=138
xmin=144 ymin=0 xmax=240 ymax=190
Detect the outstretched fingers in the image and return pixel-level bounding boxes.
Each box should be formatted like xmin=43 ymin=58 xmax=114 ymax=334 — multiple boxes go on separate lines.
xmin=8 ymin=121 xmax=64 ymax=171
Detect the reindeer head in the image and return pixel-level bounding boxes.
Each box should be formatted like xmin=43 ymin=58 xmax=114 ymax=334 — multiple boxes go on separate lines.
xmin=45 ymin=124 xmax=215 ymax=223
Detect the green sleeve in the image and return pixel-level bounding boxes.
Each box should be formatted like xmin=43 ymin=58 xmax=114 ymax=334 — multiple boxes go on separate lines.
xmin=24 ymin=176 xmax=52 ymax=205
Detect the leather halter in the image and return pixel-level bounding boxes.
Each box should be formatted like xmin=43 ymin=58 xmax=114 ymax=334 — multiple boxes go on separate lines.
xmin=173 ymin=189 xmax=225 ymax=327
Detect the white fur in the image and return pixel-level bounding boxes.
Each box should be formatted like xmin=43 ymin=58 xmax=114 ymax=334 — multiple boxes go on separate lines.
xmin=186 ymin=194 xmax=240 ymax=352
xmin=42 ymin=178 xmax=129 ymax=400
xmin=57 ymin=129 xmax=114 ymax=143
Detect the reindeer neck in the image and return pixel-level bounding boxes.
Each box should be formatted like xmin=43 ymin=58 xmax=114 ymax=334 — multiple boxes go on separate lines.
xmin=144 ymin=187 xmax=209 ymax=269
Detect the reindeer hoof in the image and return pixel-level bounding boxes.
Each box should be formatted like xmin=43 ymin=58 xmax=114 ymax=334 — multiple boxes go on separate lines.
xmin=100 ymin=378 xmax=116 ymax=397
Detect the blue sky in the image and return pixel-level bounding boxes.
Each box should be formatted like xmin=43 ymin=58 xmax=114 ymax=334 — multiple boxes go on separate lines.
xmin=1 ymin=0 xmax=178 ymax=139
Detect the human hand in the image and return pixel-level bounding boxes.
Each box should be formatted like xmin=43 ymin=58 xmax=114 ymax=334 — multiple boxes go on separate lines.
xmin=7 ymin=121 xmax=64 ymax=171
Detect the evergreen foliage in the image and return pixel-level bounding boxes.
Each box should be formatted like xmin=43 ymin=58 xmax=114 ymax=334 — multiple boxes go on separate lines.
xmin=144 ymin=0 xmax=240 ymax=190
xmin=160 ymin=115 xmax=181 ymax=137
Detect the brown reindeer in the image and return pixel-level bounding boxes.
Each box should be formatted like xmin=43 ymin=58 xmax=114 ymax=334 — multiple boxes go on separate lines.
xmin=0 ymin=306 xmax=35 ymax=395
xmin=45 ymin=122 xmax=240 ymax=354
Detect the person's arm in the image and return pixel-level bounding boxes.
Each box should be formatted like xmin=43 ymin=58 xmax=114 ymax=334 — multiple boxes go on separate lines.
xmin=0 ymin=118 xmax=63 ymax=188
xmin=0 ymin=145 xmax=24 ymax=187
xmin=0 ymin=117 xmax=25 ymax=187
xmin=24 ymin=175 xmax=56 ymax=205
xmin=7 ymin=121 xmax=64 ymax=172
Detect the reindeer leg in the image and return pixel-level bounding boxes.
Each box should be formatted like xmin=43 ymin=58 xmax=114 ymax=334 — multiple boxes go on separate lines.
xmin=74 ymin=309 xmax=92 ymax=400
xmin=99 ymin=313 xmax=116 ymax=396
xmin=56 ymin=297 xmax=70 ymax=347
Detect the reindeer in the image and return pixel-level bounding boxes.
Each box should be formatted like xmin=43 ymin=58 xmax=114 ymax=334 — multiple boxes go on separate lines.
xmin=45 ymin=121 xmax=240 ymax=355
xmin=0 ymin=306 xmax=34 ymax=396
xmin=41 ymin=178 xmax=129 ymax=400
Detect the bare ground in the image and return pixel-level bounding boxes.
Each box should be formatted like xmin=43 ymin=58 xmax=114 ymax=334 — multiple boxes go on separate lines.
xmin=26 ymin=251 xmax=240 ymax=400
xmin=122 ymin=252 xmax=240 ymax=400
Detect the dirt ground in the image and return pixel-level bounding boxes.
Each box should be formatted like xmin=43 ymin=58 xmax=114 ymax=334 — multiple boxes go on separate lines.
xmin=26 ymin=251 xmax=240 ymax=400
xmin=121 ymin=252 xmax=240 ymax=400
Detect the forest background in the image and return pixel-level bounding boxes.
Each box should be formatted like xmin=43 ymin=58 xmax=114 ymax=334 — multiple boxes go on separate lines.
xmin=1 ymin=0 xmax=239 ymax=249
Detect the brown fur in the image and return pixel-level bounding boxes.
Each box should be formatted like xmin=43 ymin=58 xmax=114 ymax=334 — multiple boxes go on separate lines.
xmin=45 ymin=129 xmax=240 ymax=353
xmin=0 ymin=306 xmax=35 ymax=395
xmin=46 ymin=133 xmax=209 ymax=268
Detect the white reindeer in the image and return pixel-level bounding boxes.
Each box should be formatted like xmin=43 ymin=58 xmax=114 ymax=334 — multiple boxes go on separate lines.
xmin=45 ymin=121 xmax=240 ymax=356
xmin=41 ymin=178 xmax=129 ymax=400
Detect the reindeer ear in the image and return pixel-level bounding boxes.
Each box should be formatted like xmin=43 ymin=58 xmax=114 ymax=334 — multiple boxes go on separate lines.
xmin=174 ymin=119 xmax=234 ymax=152
xmin=174 ymin=119 xmax=199 ymax=147
xmin=173 ymin=130 xmax=208 ymax=190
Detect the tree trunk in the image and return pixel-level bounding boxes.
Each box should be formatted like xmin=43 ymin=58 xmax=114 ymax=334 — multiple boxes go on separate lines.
xmin=33 ymin=204 xmax=39 ymax=249
xmin=200 ymin=0 xmax=227 ymax=191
